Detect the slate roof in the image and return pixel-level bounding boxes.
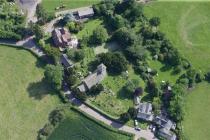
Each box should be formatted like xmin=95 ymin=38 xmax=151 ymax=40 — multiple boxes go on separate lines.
xmin=77 ymin=7 xmax=94 ymax=18
xmin=159 ymin=128 xmax=177 ymax=140
xmin=78 ymin=63 xmax=106 ymax=92
xmin=60 ymin=54 xmax=73 ymax=68
xmin=137 ymin=102 xmax=154 ymax=121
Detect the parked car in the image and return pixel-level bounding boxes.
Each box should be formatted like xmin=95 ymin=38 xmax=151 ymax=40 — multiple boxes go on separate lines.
xmin=152 ymin=126 xmax=156 ymax=132
xmin=135 ymin=127 xmax=141 ymax=131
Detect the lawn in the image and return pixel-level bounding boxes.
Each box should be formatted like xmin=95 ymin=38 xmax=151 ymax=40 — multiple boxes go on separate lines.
xmin=183 ymin=82 xmax=210 ymax=140
xmin=47 ymin=108 xmax=132 ymax=140
xmin=0 ymin=45 xmax=60 ymax=140
xmin=76 ymin=19 xmax=103 ymax=39
xmin=42 ymin=0 xmax=100 ymax=13
xmin=148 ymin=59 xmax=183 ymax=84
xmin=144 ymin=1 xmax=210 ymax=73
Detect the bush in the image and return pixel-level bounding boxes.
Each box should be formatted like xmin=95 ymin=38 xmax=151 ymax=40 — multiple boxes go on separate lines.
xmin=89 ymin=84 xmax=104 ymax=96
xmin=205 ymin=72 xmax=210 ymax=82
xmin=67 ymin=21 xmax=83 ymax=33
xmin=173 ymin=65 xmax=182 ymax=74
xmin=40 ymin=123 xmax=54 ymax=136
xmin=49 ymin=109 xmax=64 ymax=126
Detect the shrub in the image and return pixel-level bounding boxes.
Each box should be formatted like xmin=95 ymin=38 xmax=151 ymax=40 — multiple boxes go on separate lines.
xmin=205 ymin=72 xmax=210 ymax=82
xmin=49 ymin=109 xmax=64 ymax=126
xmin=40 ymin=123 xmax=54 ymax=136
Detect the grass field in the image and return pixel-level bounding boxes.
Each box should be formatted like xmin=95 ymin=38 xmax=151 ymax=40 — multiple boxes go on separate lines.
xmin=144 ymin=2 xmax=210 ymax=72
xmin=42 ymin=0 xmax=100 ymax=13
xmin=48 ymin=109 xmax=132 ymax=140
xmin=0 ymin=45 xmax=60 ymax=140
xmin=144 ymin=1 xmax=210 ymax=139
xmin=183 ymin=82 xmax=210 ymax=140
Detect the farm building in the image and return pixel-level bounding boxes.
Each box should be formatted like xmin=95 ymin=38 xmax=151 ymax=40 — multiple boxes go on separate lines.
xmin=76 ymin=7 xmax=94 ymax=19
xmin=78 ymin=63 xmax=107 ymax=92
xmin=137 ymin=102 xmax=154 ymax=121
xmin=52 ymin=28 xmax=78 ymax=50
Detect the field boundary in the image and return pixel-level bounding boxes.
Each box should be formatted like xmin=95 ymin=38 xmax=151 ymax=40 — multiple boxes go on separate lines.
xmin=70 ymin=106 xmax=135 ymax=139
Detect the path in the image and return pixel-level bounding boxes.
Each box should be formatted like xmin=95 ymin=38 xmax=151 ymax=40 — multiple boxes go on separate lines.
xmin=0 ymin=36 xmax=45 ymax=57
xmin=66 ymin=91 xmax=157 ymax=140
xmin=43 ymin=6 xmax=92 ymax=33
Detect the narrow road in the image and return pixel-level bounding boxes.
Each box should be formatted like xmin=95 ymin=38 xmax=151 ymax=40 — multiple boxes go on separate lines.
xmin=0 ymin=36 xmax=45 ymax=57
xmin=67 ymin=92 xmax=158 ymax=140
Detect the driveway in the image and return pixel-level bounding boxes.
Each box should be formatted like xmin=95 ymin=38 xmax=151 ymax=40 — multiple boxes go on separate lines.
xmin=67 ymin=91 xmax=158 ymax=140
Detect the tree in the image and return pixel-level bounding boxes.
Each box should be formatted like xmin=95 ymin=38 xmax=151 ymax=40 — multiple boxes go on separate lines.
xmin=91 ymin=26 xmax=108 ymax=44
xmin=149 ymin=17 xmax=160 ymax=27
xmin=98 ymin=52 xmax=128 ymax=74
xmin=124 ymin=79 xmax=140 ymax=98
xmin=67 ymin=75 xmax=78 ymax=87
xmin=128 ymin=107 xmax=137 ymax=119
xmin=33 ymin=24 xmax=44 ymax=41
xmin=111 ymin=14 xmax=128 ymax=30
xmin=67 ymin=49 xmax=85 ymax=62
xmin=36 ymin=4 xmax=54 ymax=24
xmin=44 ymin=65 xmax=63 ymax=91
xmin=120 ymin=112 xmax=130 ymax=123
xmin=112 ymin=27 xmax=137 ymax=48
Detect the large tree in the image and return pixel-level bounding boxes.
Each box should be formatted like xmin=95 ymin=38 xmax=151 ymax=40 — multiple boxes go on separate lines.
xmin=44 ymin=64 xmax=63 ymax=91
xmin=112 ymin=27 xmax=137 ymax=48
xmin=98 ymin=52 xmax=128 ymax=74
xmin=91 ymin=26 xmax=108 ymax=44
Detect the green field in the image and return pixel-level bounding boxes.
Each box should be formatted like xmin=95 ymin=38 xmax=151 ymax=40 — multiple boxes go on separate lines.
xmin=42 ymin=0 xmax=100 ymax=13
xmin=48 ymin=109 xmax=132 ymax=140
xmin=0 ymin=45 xmax=60 ymax=140
xmin=183 ymin=82 xmax=210 ymax=140
xmin=145 ymin=2 xmax=210 ymax=72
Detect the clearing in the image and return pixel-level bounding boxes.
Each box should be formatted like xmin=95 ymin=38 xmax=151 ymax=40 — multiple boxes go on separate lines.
xmin=42 ymin=0 xmax=100 ymax=13
xmin=47 ymin=108 xmax=132 ymax=140
xmin=144 ymin=1 xmax=210 ymax=72
xmin=0 ymin=45 xmax=60 ymax=140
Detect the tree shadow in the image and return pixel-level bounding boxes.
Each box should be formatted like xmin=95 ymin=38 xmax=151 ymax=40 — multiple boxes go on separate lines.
xmin=116 ymin=87 xmax=133 ymax=100
xmin=27 ymin=78 xmax=56 ymax=100
xmin=141 ymin=93 xmax=153 ymax=102
xmin=160 ymin=64 xmax=173 ymax=72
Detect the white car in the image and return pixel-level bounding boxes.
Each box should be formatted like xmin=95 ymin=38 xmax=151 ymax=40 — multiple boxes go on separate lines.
xmin=134 ymin=120 xmax=138 ymax=126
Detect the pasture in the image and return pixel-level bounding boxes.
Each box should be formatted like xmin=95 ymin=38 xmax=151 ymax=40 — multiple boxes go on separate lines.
xmin=183 ymin=82 xmax=210 ymax=140
xmin=47 ymin=109 xmax=132 ymax=140
xmin=42 ymin=0 xmax=100 ymax=13
xmin=0 ymin=45 xmax=60 ymax=140
xmin=144 ymin=2 xmax=210 ymax=72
